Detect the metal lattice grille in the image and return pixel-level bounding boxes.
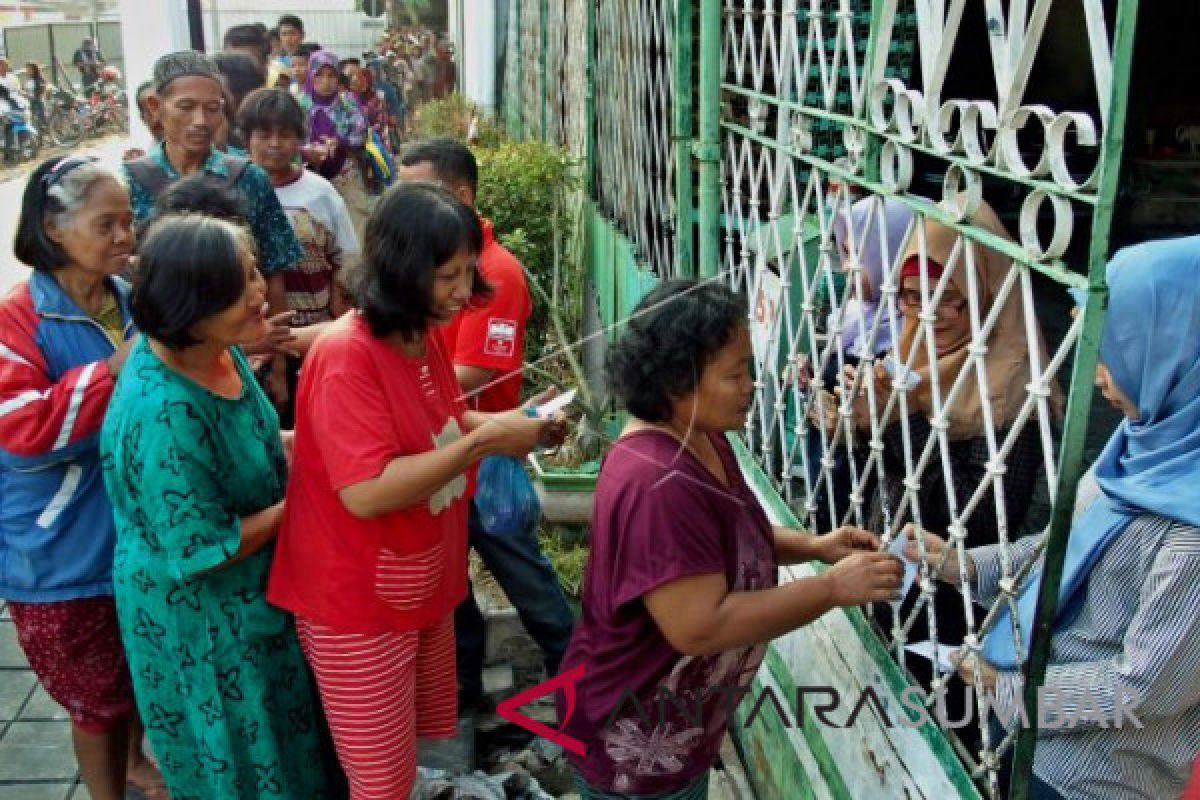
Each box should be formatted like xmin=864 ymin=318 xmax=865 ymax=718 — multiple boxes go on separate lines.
xmin=593 ymin=0 xmax=679 ymax=276
xmin=722 ymin=1 xmax=1124 ymax=794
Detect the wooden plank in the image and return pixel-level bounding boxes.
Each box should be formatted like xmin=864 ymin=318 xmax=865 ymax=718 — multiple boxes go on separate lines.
xmin=729 ymin=435 xmax=983 ymax=799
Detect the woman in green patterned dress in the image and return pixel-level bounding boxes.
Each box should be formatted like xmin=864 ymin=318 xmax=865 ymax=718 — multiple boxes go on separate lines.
xmin=100 ymin=214 xmax=326 ymax=799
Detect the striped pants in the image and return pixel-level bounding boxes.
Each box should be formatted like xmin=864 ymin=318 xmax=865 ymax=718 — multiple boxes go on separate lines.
xmin=296 ymin=614 xmax=458 ymax=800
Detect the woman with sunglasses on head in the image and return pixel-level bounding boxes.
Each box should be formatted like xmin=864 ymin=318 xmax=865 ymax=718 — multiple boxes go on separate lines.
xmin=0 ymin=156 xmax=164 ymax=799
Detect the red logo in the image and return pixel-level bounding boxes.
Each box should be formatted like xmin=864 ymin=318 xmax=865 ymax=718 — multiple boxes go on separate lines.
xmin=495 ymin=663 xmax=587 ymax=755
xmin=484 ymin=318 xmax=518 ymax=357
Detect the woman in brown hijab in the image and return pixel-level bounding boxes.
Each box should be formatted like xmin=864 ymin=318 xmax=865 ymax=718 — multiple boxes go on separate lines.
xmin=841 ymin=201 xmax=1063 ymax=751
xmin=845 ymin=200 xmax=1062 ymax=547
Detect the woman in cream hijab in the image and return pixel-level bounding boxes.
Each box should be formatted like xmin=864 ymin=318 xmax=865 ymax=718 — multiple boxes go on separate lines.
xmin=846 ymin=199 xmax=1062 ymax=546
xmin=843 ymin=201 xmax=1063 ymax=742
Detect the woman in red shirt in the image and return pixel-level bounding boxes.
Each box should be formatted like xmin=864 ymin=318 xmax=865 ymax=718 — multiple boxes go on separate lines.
xmin=268 ymin=182 xmax=560 ymax=800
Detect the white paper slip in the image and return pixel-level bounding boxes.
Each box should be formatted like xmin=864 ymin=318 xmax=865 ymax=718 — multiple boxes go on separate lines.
xmin=882 ymin=355 xmax=922 ymax=390
xmin=531 ymin=388 xmax=577 ymax=419
xmin=905 ymin=640 xmax=958 ymax=673
xmin=885 ymin=534 xmax=919 ymax=602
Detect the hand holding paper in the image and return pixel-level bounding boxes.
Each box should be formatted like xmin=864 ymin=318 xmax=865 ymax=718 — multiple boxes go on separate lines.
xmin=885 ymin=533 xmax=919 ymax=603
xmin=905 ymin=640 xmax=958 ymax=674
xmin=528 ymin=388 xmax=577 ymax=419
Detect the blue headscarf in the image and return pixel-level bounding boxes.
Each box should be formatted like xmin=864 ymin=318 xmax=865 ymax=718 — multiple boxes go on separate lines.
xmin=984 ymin=235 xmax=1200 ymax=668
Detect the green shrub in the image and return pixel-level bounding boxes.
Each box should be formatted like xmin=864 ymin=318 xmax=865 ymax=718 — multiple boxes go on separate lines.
xmin=474 ymin=140 xmax=583 ymax=373
xmin=413 ymin=93 xmax=506 ymax=148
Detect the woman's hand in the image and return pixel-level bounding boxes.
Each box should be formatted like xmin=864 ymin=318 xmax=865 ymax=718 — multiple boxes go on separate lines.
xmin=820 ymin=551 xmax=905 ymax=606
xmin=479 ymin=409 xmax=558 ymax=458
xmin=107 ymin=336 xmax=137 ymax=375
xmin=812 ymin=526 xmax=880 ymax=564
xmin=806 ymin=388 xmax=840 ymax=436
xmin=280 ymin=430 xmax=295 ymax=467
xmin=300 ymin=143 xmax=329 ymax=167
xmin=834 ymin=363 xmax=891 ymax=432
xmin=903 ymin=524 xmax=976 ymax=586
xmin=520 ymin=387 xmax=570 ymax=449
xmin=245 ymin=311 xmax=299 ymax=358
xmin=956 ymin=652 xmax=998 ymax=691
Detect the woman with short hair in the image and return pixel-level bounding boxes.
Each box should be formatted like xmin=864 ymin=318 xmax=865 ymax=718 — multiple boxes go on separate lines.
xmin=0 ymin=155 xmax=162 ymax=800
xmin=558 ymin=279 xmax=904 ymax=799
xmin=100 ymin=214 xmax=327 ymax=798
xmin=268 ymin=182 xmax=561 ymax=800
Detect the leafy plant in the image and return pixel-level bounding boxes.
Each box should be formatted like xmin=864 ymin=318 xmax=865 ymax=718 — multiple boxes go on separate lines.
xmin=538 ymin=524 xmax=589 ymax=599
xmin=414 ymin=93 xmax=507 ymax=148
xmin=393 ymin=0 xmax=430 ymax=26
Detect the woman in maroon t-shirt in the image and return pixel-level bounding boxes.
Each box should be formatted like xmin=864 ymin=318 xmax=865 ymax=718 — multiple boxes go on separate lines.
xmin=558 ymin=280 xmax=905 ymax=798
xmin=268 ymin=183 xmax=563 ymax=800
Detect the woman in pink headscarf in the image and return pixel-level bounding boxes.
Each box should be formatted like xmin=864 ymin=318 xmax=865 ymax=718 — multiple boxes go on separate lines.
xmin=299 ymin=49 xmax=373 ymax=239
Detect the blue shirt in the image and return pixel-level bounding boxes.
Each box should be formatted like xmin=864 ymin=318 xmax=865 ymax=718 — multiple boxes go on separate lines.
xmin=122 ymin=142 xmax=303 ymax=276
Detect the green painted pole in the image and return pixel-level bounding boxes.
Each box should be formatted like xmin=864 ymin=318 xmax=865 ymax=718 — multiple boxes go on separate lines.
xmin=672 ymin=2 xmax=695 ymax=277
xmin=695 ymin=0 xmax=721 ymax=278
xmin=1008 ymin=1 xmax=1141 ymax=798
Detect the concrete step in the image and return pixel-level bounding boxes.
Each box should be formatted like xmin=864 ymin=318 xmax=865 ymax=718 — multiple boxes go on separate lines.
xmin=417 ymin=714 xmax=475 ymax=774
xmin=482 ymin=662 xmax=514 ymax=708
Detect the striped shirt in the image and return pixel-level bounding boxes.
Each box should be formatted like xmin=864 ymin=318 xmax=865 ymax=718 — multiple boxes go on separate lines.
xmin=971 ymin=472 xmax=1200 ymax=799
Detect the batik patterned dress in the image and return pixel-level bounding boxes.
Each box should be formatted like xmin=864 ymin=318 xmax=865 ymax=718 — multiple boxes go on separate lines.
xmin=100 ymin=339 xmax=326 ymax=800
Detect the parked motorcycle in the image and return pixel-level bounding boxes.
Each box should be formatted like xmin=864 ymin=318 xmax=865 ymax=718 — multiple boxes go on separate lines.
xmin=43 ymin=82 xmax=126 ymax=148
xmin=45 ymin=84 xmax=84 ymax=147
xmin=0 ymin=86 xmax=40 ymax=165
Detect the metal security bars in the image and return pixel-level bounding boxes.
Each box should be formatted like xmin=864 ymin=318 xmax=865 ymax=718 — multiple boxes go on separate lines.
xmin=502 ymin=1 xmax=1140 ymax=795
xmin=720 ymin=0 xmax=1137 ymax=796
xmin=592 ymin=0 xmax=682 ymax=277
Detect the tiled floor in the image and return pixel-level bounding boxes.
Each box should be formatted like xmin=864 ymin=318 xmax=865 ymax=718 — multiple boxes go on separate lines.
xmin=0 ymin=601 xmax=138 ymax=800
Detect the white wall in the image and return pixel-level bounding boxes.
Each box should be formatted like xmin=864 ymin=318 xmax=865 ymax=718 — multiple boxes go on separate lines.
xmin=201 ymin=1 xmax=383 ymax=60
xmin=118 ymin=0 xmax=191 ymax=146
xmin=450 ymin=0 xmax=496 ymax=111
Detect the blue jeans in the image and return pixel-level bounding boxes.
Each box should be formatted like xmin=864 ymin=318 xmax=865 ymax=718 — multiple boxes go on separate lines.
xmin=455 ymin=501 xmax=576 ymax=706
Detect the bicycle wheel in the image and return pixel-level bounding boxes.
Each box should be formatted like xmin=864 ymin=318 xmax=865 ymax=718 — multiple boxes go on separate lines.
xmin=19 ymin=130 xmax=39 ymax=162
xmin=49 ymin=107 xmax=84 ymax=147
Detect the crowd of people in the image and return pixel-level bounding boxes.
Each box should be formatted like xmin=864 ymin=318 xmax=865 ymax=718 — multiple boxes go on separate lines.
xmin=0 ymin=14 xmax=1198 ymax=800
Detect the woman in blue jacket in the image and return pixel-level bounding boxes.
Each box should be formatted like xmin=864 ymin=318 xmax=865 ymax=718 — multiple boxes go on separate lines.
xmin=0 ymin=155 xmax=163 ymax=800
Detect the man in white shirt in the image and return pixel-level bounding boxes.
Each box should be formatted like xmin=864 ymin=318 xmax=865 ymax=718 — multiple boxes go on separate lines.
xmin=0 ymin=58 xmax=22 ymax=93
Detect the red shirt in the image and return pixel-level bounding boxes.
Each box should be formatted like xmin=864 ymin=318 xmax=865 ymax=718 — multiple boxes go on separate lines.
xmin=268 ymin=313 xmax=472 ymax=632
xmin=441 ymin=218 xmax=531 ymax=412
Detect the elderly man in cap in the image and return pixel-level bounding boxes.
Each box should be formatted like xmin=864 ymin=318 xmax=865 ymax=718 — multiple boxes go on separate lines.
xmin=123 ymin=51 xmax=302 ymax=407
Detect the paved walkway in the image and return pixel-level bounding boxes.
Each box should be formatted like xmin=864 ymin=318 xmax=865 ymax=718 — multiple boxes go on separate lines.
xmin=0 ymin=601 xmax=102 ymax=799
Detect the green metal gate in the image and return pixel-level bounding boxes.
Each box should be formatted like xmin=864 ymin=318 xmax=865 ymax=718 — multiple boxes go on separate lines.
xmin=502 ymin=2 xmax=1141 ymax=796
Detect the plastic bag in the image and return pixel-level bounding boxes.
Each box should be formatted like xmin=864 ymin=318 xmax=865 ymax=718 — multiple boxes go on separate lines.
xmin=474 ymin=455 xmax=542 ymax=537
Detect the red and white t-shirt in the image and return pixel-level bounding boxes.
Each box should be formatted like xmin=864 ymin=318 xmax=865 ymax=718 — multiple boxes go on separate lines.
xmin=268 ymin=312 xmax=472 ymax=633
xmin=440 ymin=218 xmax=531 ymax=412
